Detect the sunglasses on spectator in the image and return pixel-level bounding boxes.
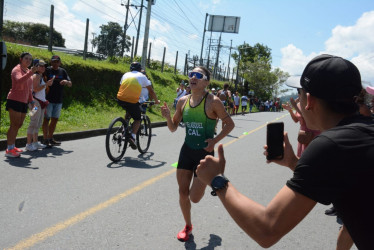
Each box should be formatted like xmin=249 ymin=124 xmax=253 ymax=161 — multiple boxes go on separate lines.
xmin=297 ymin=88 xmax=302 ymax=94
xmin=188 ymin=72 xmax=208 ymax=80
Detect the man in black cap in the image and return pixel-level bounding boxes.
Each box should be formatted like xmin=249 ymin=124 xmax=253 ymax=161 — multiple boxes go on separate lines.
xmin=196 ymin=54 xmax=374 ymax=249
xmin=42 ymin=55 xmax=72 ymax=147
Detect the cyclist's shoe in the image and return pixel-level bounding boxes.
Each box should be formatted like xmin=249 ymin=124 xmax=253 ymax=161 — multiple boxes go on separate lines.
xmin=325 ymin=206 xmax=338 ymax=216
xmin=5 ymin=148 xmax=21 ymax=158
xmin=177 ymin=224 xmax=192 ymax=242
xmin=49 ymin=138 xmax=61 ymax=146
xmin=128 ymin=136 xmax=137 ymax=150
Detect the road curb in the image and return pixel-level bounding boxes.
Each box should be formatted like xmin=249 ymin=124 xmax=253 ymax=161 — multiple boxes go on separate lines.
xmin=0 ymin=121 xmax=167 ymax=151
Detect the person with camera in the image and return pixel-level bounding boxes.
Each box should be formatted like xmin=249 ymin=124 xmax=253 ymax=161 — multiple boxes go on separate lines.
xmin=161 ymin=66 xmax=234 ymax=242
xmin=196 ymin=55 xmax=374 ymax=249
xmin=5 ymin=52 xmax=37 ymax=158
xmin=25 ymin=59 xmax=54 ymax=151
xmin=117 ymin=62 xmax=160 ymax=149
xmin=42 ymin=55 xmax=72 ymax=147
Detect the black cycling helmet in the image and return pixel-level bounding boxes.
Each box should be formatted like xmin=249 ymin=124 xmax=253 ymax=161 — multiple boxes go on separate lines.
xmin=130 ymin=62 xmax=142 ymax=72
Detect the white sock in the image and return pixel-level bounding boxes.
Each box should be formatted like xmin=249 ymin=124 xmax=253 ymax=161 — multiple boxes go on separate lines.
xmin=131 ymin=133 xmax=136 ymax=140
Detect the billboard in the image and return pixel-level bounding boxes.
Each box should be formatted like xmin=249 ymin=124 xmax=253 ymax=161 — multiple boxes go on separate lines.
xmin=207 ymin=15 xmax=240 ymax=33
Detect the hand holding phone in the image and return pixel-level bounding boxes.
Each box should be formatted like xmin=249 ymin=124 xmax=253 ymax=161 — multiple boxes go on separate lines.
xmin=266 ymin=122 xmax=284 ymax=160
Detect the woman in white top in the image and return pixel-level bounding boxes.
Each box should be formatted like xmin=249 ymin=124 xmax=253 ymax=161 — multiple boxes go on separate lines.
xmin=26 ymin=59 xmax=53 ymax=151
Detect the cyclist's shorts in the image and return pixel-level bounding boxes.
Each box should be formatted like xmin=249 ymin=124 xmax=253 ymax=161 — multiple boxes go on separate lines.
xmin=117 ymin=99 xmax=141 ymax=120
xmin=177 ymin=142 xmax=214 ymax=177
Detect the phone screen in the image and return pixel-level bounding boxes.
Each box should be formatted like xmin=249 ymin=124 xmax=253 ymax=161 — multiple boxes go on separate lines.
xmin=266 ymin=122 xmax=284 ymax=160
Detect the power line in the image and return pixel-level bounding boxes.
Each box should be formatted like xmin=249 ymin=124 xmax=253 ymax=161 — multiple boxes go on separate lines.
xmin=171 ymin=0 xmax=200 ymax=33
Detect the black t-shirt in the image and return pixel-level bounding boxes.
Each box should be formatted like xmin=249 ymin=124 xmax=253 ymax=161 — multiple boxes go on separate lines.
xmin=287 ymin=115 xmax=374 ymax=249
xmin=45 ymin=67 xmax=71 ymax=103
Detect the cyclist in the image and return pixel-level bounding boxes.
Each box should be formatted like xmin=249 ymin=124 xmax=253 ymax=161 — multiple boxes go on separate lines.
xmin=161 ymin=66 xmax=234 ymax=242
xmin=117 ymin=62 xmax=160 ymax=149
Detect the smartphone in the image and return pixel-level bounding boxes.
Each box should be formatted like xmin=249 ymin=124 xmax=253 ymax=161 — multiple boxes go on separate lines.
xmin=266 ymin=122 xmax=284 ymax=160
xmin=33 ymin=59 xmax=39 ymax=67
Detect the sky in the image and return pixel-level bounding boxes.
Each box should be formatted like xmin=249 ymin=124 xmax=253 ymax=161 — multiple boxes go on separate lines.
xmin=3 ymin=0 xmax=374 ymax=92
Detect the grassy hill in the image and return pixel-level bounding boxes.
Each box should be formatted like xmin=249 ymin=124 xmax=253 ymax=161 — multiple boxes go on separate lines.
xmin=0 ymin=43 xmax=226 ymax=139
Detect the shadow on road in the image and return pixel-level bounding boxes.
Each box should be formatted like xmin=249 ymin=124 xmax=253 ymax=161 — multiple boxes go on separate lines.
xmin=3 ymin=147 xmax=73 ymax=170
xmin=106 ymin=152 xmax=167 ymax=169
xmin=184 ymin=234 xmax=222 ymax=250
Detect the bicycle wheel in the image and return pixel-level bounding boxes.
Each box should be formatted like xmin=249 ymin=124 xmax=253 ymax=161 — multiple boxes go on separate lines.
xmin=137 ymin=115 xmax=152 ymax=154
xmin=106 ymin=117 xmax=128 ymax=162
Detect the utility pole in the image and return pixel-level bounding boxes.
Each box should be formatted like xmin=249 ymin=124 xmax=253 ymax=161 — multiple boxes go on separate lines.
xmin=48 ymin=5 xmax=54 ymax=52
xmin=206 ymin=32 xmax=212 ymax=69
xmin=83 ymin=18 xmax=89 ymax=60
xmin=214 ymin=33 xmax=222 ymax=79
xmin=141 ymin=0 xmax=153 ymax=69
xmin=134 ymin=0 xmax=144 ymax=58
xmin=121 ymin=0 xmax=130 ymax=57
xmin=227 ymin=39 xmax=232 ymax=79
xmin=235 ymin=45 xmax=242 ymax=92
xmin=91 ymin=32 xmax=96 ymax=52
xmin=199 ymin=13 xmax=208 ymax=65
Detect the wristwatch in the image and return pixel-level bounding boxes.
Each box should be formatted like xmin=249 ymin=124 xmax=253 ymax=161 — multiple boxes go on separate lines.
xmin=210 ymin=175 xmax=229 ymax=196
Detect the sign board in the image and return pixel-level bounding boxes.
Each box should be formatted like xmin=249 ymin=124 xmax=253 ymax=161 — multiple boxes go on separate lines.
xmin=1 ymin=42 xmax=7 ymax=70
xmin=207 ymin=15 xmax=240 ymax=34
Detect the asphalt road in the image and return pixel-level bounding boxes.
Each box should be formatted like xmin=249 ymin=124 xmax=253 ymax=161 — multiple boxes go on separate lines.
xmin=0 ymin=111 xmax=357 ymax=250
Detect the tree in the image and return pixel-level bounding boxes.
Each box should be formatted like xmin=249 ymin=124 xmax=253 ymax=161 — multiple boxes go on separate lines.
xmin=92 ymin=22 xmax=131 ymax=57
xmin=3 ymin=20 xmax=65 ymax=47
xmin=232 ymin=42 xmax=289 ymax=100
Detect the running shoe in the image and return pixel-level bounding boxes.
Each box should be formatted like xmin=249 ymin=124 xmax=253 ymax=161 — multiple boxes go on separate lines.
xmin=49 ymin=138 xmax=61 ymax=146
xmin=43 ymin=139 xmax=52 ymax=148
xmin=25 ymin=144 xmax=37 ymax=151
xmin=34 ymin=142 xmax=47 ymax=149
xmin=5 ymin=148 xmax=21 ymax=158
xmin=14 ymin=147 xmax=24 ymax=153
xmin=177 ymin=225 xmax=193 ymax=242
xmin=128 ymin=136 xmax=137 ymax=150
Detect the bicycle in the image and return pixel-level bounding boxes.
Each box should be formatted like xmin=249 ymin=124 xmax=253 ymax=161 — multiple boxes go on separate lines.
xmin=105 ymin=101 xmax=154 ymax=162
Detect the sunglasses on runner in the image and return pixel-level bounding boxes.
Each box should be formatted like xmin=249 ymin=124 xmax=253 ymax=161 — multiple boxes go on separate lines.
xmin=188 ymin=71 xmax=208 ymax=80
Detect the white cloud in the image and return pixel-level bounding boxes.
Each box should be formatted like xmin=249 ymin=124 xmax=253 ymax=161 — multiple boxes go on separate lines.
xmin=280 ymin=11 xmax=374 ymax=85
xmin=150 ymin=19 xmax=171 ymax=33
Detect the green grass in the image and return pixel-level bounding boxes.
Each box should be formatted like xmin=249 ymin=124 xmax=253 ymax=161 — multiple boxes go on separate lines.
xmin=0 ymin=42 xmax=230 ymax=140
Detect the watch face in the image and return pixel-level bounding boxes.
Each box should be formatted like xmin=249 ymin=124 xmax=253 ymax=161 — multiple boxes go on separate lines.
xmin=212 ymin=176 xmax=227 ymax=189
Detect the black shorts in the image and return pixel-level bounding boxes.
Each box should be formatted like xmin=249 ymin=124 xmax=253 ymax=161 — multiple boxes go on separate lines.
xmin=6 ymin=99 xmax=28 ymax=113
xmin=178 ymin=142 xmax=214 ymax=177
xmin=117 ymin=99 xmax=141 ymax=120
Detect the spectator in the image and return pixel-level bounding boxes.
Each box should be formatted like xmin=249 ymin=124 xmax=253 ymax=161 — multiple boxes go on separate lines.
xmin=249 ymin=95 xmax=255 ymax=113
xmin=241 ymin=94 xmax=249 ymax=115
xmin=174 ymin=81 xmax=187 ymax=108
xmin=25 ymin=59 xmax=53 ymax=151
xmin=282 ymin=98 xmax=320 ymax=157
xmin=211 ymin=88 xmax=217 ymax=95
xmin=196 ymin=54 xmax=374 ymax=249
xmin=42 ymin=55 xmax=72 ymax=147
xmin=218 ymin=83 xmax=232 ymax=115
xmin=5 ymin=52 xmax=37 ymax=157
xmin=233 ymin=91 xmax=240 ymax=115
xmin=365 ymin=86 xmax=374 ymax=115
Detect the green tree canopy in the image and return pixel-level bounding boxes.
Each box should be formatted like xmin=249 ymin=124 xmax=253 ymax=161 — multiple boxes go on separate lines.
xmin=92 ymin=22 xmax=131 ymax=57
xmin=232 ymin=42 xmax=289 ymax=100
xmin=3 ymin=20 xmax=65 ymax=47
